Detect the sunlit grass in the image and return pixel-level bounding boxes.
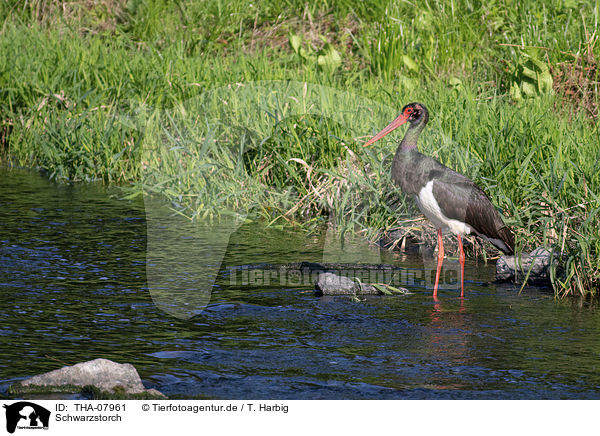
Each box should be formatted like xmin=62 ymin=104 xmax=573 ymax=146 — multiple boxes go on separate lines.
xmin=0 ymin=0 xmax=598 ymax=296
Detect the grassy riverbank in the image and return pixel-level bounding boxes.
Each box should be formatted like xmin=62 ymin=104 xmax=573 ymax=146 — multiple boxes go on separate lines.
xmin=0 ymin=0 xmax=599 ymax=296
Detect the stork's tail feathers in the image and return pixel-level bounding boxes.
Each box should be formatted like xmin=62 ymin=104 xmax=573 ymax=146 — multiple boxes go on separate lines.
xmin=481 ymin=225 xmax=514 ymax=255
xmin=498 ymin=226 xmax=515 ymax=255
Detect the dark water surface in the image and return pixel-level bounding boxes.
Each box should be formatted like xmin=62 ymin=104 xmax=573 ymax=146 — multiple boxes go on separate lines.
xmin=1 ymin=168 xmax=599 ymax=399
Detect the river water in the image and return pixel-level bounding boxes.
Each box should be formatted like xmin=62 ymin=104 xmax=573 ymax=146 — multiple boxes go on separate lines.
xmin=1 ymin=168 xmax=599 ymax=399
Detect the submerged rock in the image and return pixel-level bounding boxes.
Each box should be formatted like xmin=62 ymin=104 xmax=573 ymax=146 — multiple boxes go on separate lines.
xmin=496 ymin=247 xmax=557 ymax=285
xmin=10 ymin=358 xmax=166 ymax=399
xmin=315 ymin=272 xmax=376 ymax=295
xmin=315 ymin=272 xmax=409 ymax=296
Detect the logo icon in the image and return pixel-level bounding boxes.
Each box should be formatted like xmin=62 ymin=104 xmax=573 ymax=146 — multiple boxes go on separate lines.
xmin=3 ymin=402 xmax=50 ymax=434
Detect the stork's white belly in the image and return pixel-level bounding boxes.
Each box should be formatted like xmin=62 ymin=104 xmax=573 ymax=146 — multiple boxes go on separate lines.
xmin=415 ymin=180 xmax=472 ymax=236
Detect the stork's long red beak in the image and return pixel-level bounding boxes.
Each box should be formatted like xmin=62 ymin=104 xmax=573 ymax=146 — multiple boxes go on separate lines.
xmin=363 ymin=113 xmax=409 ymax=147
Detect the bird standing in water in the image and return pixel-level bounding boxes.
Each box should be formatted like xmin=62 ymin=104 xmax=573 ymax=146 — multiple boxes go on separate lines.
xmin=363 ymin=103 xmax=514 ymax=297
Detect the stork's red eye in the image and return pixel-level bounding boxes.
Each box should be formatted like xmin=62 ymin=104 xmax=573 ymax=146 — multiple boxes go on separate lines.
xmin=405 ymin=107 xmax=414 ymax=114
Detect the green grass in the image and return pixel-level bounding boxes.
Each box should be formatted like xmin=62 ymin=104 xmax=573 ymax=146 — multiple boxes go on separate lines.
xmin=0 ymin=0 xmax=599 ymax=296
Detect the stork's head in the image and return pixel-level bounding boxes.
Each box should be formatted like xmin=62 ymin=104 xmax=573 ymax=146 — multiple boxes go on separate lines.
xmin=363 ymin=102 xmax=429 ymax=147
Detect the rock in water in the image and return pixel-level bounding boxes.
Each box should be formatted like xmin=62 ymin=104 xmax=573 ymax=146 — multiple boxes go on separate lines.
xmin=10 ymin=358 xmax=165 ymax=398
xmin=496 ymin=247 xmax=556 ymax=284
xmin=315 ymin=272 xmax=379 ymax=296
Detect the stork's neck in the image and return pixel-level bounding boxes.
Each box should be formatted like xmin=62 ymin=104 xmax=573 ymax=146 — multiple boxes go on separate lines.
xmin=399 ymin=119 xmax=426 ymax=152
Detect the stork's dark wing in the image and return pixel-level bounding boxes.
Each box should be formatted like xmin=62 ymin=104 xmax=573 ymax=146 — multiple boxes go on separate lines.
xmin=430 ymin=168 xmax=515 ymax=254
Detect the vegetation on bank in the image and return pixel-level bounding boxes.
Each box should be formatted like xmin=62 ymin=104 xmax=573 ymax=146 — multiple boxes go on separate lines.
xmin=0 ymin=0 xmax=598 ymax=297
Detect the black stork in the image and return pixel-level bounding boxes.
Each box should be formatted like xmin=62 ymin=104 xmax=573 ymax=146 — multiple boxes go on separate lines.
xmin=363 ymin=102 xmax=514 ymax=297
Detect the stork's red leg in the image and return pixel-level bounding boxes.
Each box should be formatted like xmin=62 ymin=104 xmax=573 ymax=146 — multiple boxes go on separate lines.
xmin=457 ymin=234 xmax=465 ymax=297
xmin=433 ymin=228 xmax=444 ymax=297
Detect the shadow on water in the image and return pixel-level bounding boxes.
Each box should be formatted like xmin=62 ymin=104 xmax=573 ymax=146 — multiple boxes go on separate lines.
xmin=1 ymin=168 xmax=600 ymax=399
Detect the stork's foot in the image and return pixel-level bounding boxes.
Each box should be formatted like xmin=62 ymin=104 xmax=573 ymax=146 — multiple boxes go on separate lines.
xmin=458 ymin=234 xmax=465 ymax=297
xmin=433 ymin=228 xmax=444 ymax=297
